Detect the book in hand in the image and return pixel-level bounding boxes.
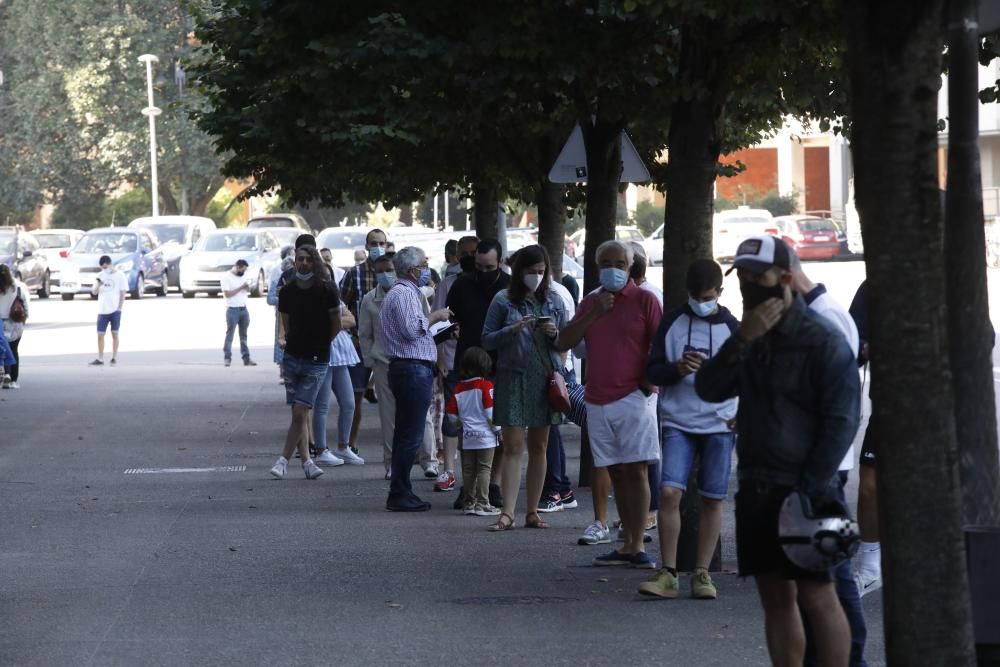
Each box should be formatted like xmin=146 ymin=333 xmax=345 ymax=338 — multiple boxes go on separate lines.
xmin=430 ymin=321 xmax=459 ymax=344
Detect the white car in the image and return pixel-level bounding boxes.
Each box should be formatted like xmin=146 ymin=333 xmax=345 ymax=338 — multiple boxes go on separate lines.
xmin=316 ymin=226 xmax=377 ymax=270
xmin=178 ymin=229 xmax=281 ymax=298
xmin=644 ymin=224 xmax=663 ymax=266
xmin=29 ymin=229 xmax=85 ymax=291
xmin=713 ymin=207 xmax=777 ymax=260
xmin=568 ymin=226 xmax=646 ymax=262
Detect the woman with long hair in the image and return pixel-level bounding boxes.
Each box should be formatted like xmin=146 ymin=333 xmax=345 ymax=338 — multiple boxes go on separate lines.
xmin=481 ymin=245 xmax=568 ymax=530
xmin=0 ymin=264 xmax=28 ymax=389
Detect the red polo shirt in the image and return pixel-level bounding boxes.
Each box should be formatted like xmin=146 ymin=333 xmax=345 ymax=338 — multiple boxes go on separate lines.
xmin=573 ymin=279 xmax=662 ymax=405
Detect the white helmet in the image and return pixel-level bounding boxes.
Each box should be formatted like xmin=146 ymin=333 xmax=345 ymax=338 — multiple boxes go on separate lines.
xmin=778 ymin=490 xmax=861 ymax=572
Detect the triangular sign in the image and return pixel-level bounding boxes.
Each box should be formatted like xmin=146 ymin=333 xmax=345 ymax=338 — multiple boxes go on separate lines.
xmin=548 ymin=123 xmax=651 ymax=184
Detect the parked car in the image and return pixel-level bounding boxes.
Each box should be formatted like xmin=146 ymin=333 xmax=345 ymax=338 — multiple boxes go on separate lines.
xmin=60 ymin=227 xmax=169 ymax=300
xmin=0 ymin=227 xmax=51 ymax=297
xmin=127 ymin=215 xmax=217 ymax=290
xmin=257 ymin=227 xmax=301 ymax=251
xmin=644 ymin=223 xmax=663 ymax=266
xmin=246 ymin=213 xmax=312 ymax=235
xmin=29 ymin=228 xmax=85 ymax=292
xmin=713 ymin=207 xmax=777 ymax=260
xmin=773 ymin=215 xmax=842 ymax=260
xmin=316 ymin=226 xmax=377 ymax=270
xmin=178 ymin=229 xmax=281 ymax=298
xmin=568 ymin=226 xmax=646 ymax=262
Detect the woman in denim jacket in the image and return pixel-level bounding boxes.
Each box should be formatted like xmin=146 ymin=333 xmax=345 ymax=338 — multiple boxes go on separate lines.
xmin=481 ymin=245 xmax=567 ymax=531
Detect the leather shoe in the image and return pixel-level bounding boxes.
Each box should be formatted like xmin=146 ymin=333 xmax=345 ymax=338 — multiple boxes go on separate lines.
xmin=386 ymin=500 xmax=431 ymax=512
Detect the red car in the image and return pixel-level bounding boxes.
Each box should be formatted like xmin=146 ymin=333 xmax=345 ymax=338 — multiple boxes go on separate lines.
xmin=773 ymin=216 xmax=842 ymax=260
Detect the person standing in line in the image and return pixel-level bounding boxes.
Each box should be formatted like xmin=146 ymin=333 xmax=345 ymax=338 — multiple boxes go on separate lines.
xmin=270 ymin=245 xmax=342 ymax=481
xmin=442 ymin=238 xmax=461 ymax=278
xmin=446 ymin=347 xmax=501 ymax=516
xmin=320 ymin=247 xmax=346 ymax=285
xmin=0 ymin=265 xmax=28 ymax=388
xmin=268 ymin=246 xmax=295 ymax=383
xmin=86 ymin=256 xmax=126 ymax=367
xmin=221 ymin=259 xmax=257 ymax=367
xmin=557 ymin=240 xmax=662 ymax=569
xmin=0 ymin=288 xmax=18 ymax=388
xmin=379 ymin=246 xmax=453 ymax=511
xmin=481 ymin=245 xmax=567 ymax=531
xmin=639 ymin=259 xmax=738 ymax=600
xmin=695 ymin=236 xmax=859 ymax=666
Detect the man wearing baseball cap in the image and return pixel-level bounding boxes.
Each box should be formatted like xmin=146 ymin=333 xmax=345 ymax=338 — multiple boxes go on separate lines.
xmin=696 ymin=235 xmax=860 ymax=666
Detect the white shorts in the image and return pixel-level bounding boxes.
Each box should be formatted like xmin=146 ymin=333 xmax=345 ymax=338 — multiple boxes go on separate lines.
xmin=586 ymin=390 xmax=661 ymax=468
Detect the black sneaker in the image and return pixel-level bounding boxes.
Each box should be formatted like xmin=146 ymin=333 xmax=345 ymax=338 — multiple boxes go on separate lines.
xmin=489 ymin=483 xmax=504 ymax=508
xmin=559 ymin=490 xmax=578 ymax=509
xmin=537 ymin=495 xmax=563 ymax=513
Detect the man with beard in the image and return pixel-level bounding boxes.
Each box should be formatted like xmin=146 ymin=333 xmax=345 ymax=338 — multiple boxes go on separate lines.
xmin=221 ymin=259 xmax=256 ymax=367
xmin=695 ymin=236 xmax=860 ymax=666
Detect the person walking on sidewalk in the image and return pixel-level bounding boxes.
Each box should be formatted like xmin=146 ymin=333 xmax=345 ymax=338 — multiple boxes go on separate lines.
xmin=640 ymin=259 xmax=737 ymax=600
xmin=88 ymin=255 xmax=126 ymax=367
xmin=0 ymin=265 xmax=28 ymax=388
xmin=696 ymin=236 xmax=860 ymax=667
xmin=221 ymin=259 xmax=257 ymax=367
xmin=379 ymin=246 xmax=453 ymax=512
xmin=270 ymin=246 xmax=342 ymax=481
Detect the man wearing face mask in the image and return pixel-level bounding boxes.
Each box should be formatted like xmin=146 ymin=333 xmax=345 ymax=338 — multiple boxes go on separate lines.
xmin=221 ymin=259 xmax=256 ymax=367
xmin=695 ymin=236 xmax=860 ymax=666
xmin=379 ymin=246 xmax=453 ymax=511
xmin=640 ymin=258 xmax=737 ymax=600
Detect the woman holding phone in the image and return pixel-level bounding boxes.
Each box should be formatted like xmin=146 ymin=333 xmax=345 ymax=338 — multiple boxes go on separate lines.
xmin=481 ymin=245 xmax=568 ymax=531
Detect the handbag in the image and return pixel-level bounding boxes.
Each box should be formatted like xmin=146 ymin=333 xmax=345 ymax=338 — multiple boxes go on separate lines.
xmin=531 ymin=329 xmax=571 ymax=413
xmin=8 ymin=287 xmax=26 ymax=324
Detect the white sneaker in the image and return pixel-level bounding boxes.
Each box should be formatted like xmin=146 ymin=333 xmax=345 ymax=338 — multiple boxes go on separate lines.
xmin=7 ymin=381 xmax=18 ymax=389
xmin=270 ymin=457 xmax=288 ymax=479
xmin=474 ymin=503 xmax=501 ymax=517
xmin=303 ymin=459 xmax=324 ymax=479
xmin=336 ymin=447 xmax=365 ymax=465
xmin=855 ymin=569 xmax=882 ymax=597
xmin=578 ymin=521 xmax=612 ymax=545
xmin=314 ymin=449 xmax=345 ymax=467
xmin=422 ymin=461 xmax=439 ymax=478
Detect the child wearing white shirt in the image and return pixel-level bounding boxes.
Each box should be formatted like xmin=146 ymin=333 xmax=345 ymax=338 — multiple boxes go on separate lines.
xmin=446 ymin=347 xmax=501 ymax=517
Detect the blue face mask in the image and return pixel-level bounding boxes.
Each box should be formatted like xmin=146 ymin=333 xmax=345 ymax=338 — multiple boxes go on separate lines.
xmin=295 ymin=271 xmax=314 ymax=281
xmin=688 ymin=297 xmax=717 ymax=318
xmin=368 ymin=246 xmax=384 ymax=261
xmin=415 ymin=267 xmax=432 ymax=287
xmin=599 ymin=267 xmax=628 ymax=293
xmin=376 ymin=272 xmax=395 ymax=290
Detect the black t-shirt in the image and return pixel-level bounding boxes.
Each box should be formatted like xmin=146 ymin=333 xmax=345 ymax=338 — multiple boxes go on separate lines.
xmin=447 ymin=270 xmax=511 ymax=363
xmin=278 ymin=279 xmax=341 ymax=363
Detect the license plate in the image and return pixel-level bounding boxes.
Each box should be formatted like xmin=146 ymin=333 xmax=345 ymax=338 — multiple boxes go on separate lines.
xmin=812 ymin=235 xmax=830 ymax=242
xmin=62 ymin=281 xmax=78 ymax=290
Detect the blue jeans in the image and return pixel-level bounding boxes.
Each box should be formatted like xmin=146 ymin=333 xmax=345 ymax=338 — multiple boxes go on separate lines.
xmin=387 ymin=360 xmax=434 ymax=501
xmin=804 ymin=471 xmax=868 ymax=667
xmin=224 ymin=306 xmax=250 ymax=361
xmin=543 ymin=424 xmax=571 ymax=498
xmin=312 ymin=365 xmax=356 ymax=450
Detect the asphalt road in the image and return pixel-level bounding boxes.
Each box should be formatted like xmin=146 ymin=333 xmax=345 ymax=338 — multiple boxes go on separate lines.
xmin=1 ymin=261 xmax=897 ymax=666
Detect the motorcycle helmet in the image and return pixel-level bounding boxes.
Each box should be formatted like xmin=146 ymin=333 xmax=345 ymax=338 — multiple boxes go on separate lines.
xmin=778 ymin=490 xmax=861 ymax=572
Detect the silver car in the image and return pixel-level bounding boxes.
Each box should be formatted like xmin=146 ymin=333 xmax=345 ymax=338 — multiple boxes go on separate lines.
xmin=178 ymin=229 xmax=281 ymax=298
xmin=29 ymin=229 xmax=85 ymax=291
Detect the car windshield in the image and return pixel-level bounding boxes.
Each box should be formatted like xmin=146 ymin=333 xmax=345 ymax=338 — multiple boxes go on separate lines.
xmin=720 ymin=216 xmax=771 ymax=225
xmin=617 ymin=230 xmax=643 ymax=241
xmin=248 ymin=218 xmax=294 ymax=228
xmin=0 ymin=235 xmax=15 ymax=254
xmin=201 ymin=233 xmax=258 ymax=252
xmin=797 ymin=218 xmax=837 ymax=232
xmin=261 ymin=229 xmax=299 ymax=247
xmin=76 ymin=233 xmax=137 ymax=254
xmin=135 ymin=224 xmax=187 ymax=244
xmin=317 ymin=230 xmax=368 ymax=250
xmin=34 ymin=234 xmax=72 ymax=249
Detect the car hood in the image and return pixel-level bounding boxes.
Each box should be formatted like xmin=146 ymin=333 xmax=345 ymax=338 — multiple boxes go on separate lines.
xmin=67 ymin=252 xmax=134 ymax=268
xmin=182 ymin=250 xmax=262 ymax=266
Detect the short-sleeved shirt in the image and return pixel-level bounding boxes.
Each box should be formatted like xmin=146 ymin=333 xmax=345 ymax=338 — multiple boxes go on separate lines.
xmin=96 ymin=270 xmax=129 ymax=315
xmin=278 ymin=279 xmax=341 ymax=363
xmin=221 ymin=271 xmax=250 ymax=308
xmin=572 ymin=279 xmax=662 ymax=405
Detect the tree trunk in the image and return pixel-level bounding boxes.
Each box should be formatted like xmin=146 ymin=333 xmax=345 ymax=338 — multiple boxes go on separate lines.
xmin=580 ymin=117 xmax=622 ymax=293
xmin=399 ymin=202 xmax=414 ymax=226
xmin=662 ymin=25 xmax=724 ymax=309
xmin=473 ymin=184 xmax=499 ymax=241
xmin=536 ymin=179 xmax=566 ymax=280
xmin=191 ymin=175 xmax=226 ymax=218
xmin=160 ymin=185 xmax=178 ymax=216
xmin=945 ymin=0 xmax=1000 ymax=528
xmin=846 ymin=2 xmax=977 ymax=663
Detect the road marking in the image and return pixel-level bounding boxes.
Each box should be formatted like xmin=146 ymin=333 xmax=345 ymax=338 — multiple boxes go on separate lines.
xmin=124 ymin=466 xmax=246 ymax=474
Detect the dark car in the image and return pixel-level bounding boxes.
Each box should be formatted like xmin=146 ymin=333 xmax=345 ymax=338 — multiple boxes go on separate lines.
xmin=0 ymin=227 xmax=51 ymax=298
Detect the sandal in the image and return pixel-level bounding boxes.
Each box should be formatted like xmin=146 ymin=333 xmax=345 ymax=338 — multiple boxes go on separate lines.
xmin=488 ymin=512 xmax=516 ymax=532
xmin=525 ymin=512 xmax=549 ymax=529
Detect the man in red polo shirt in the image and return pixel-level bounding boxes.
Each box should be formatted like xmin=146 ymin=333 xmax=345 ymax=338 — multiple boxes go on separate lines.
xmin=558 ymin=240 xmax=663 ymax=569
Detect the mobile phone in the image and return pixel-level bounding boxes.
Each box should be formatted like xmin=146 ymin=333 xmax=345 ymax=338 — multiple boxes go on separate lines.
xmin=536 ymin=316 xmax=552 ymax=324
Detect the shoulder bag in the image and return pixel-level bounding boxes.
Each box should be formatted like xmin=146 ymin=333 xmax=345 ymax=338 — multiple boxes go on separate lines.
xmin=531 ymin=329 xmax=571 ymax=413
xmin=9 ymin=287 xmax=26 ymax=324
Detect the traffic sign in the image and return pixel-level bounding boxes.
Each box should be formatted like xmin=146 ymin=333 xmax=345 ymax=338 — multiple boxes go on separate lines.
xmin=548 ymin=123 xmax=651 ymax=184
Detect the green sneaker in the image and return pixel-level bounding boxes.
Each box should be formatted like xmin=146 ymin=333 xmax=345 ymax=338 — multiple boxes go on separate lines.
xmin=691 ymin=568 xmax=717 ymax=599
xmin=637 ymin=567 xmax=679 ymax=599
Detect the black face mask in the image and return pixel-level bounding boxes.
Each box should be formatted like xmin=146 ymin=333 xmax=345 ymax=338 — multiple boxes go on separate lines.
xmin=740 ymin=280 xmax=785 ymax=310
xmin=459 ymin=255 xmax=476 ymax=272
xmin=476 ymin=268 xmax=500 ymax=287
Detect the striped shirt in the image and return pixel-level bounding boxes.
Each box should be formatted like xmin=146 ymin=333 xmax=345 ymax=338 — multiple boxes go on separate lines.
xmin=379 ymin=279 xmax=437 ymax=362
xmin=329 ymin=329 xmax=360 ymax=367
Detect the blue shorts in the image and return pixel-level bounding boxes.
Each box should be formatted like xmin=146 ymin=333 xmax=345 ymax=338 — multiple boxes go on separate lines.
xmin=348 ymin=360 xmax=372 ymax=393
xmin=97 ymin=311 xmax=122 ymax=333
xmin=282 ymin=355 xmax=330 ymax=408
xmin=659 ymin=426 xmax=735 ymax=499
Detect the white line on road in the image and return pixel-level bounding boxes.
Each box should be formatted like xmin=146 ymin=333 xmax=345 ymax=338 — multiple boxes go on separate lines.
xmin=124 ymin=466 xmax=246 ymax=474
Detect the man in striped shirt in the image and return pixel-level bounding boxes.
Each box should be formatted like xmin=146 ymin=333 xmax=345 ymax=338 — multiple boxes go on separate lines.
xmin=379 ymin=246 xmax=453 ymax=512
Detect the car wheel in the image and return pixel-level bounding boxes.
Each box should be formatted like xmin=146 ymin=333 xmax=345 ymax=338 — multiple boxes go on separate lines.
xmin=209 ymin=291 xmax=220 ymax=298
xmin=37 ymin=271 xmax=50 ymax=299
xmin=156 ymin=273 xmax=168 ymax=297
xmin=182 ymin=290 xmax=195 ymax=299
xmin=131 ymin=274 xmax=144 ymax=300
xmin=250 ymin=271 xmax=265 ymax=298
xmin=61 ymin=292 xmax=75 ymax=301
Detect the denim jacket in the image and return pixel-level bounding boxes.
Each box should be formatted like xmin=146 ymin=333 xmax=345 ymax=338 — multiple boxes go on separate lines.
xmin=481 ymin=288 xmax=567 ymax=373
xmin=694 ymin=296 xmax=860 ymax=495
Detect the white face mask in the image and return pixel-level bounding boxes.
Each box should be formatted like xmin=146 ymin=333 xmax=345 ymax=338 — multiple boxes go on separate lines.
xmin=522 ymin=274 xmax=543 ymax=292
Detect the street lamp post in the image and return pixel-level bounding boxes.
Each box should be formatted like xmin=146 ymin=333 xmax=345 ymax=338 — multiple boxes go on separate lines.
xmin=138 ymin=54 xmax=161 ymax=218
